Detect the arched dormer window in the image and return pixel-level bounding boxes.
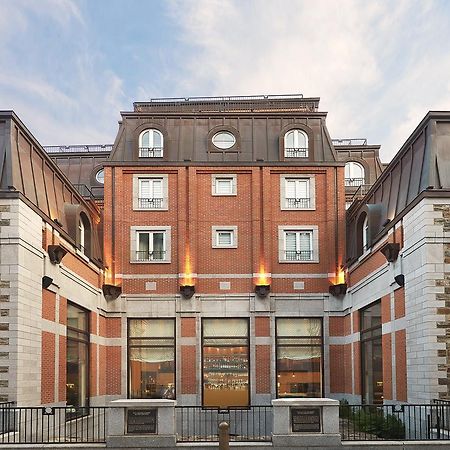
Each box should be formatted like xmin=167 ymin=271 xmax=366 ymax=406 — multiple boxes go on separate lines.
xmin=139 ymin=129 xmax=163 ymax=158
xmin=356 ymin=212 xmax=369 ymax=256
xmin=284 ymin=129 xmax=308 ymax=158
xmin=345 ymin=162 xmax=365 ymax=186
xmin=78 ymin=212 xmax=91 ymax=257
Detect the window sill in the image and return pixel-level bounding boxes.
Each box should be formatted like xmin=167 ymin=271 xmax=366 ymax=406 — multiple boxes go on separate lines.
xmin=130 ymin=260 xmax=171 ymax=264
xmin=279 ymin=259 xmax=319 ymax=264
xmin=212 ymin=193 xmax=237 ymax=197
xmin=133 ymin=207 xmax=169 ymax=211
xmin=212 ymin=245 xmax=238 ymax=249
xmin=281 ymin=206 xmax=316 ymax=211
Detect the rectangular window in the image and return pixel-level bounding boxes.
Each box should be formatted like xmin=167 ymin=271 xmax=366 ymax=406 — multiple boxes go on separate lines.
xmin=360 ymin=301 xmax=383 ymax=404
xmin=67 ymin=303 xmax=89 ymax=411
xmin=285 ymin=178 xmax=310 ymax=209
xmin=212 ymin=226 xmax=238 ymax=248
xmin=128 ymin=319 xmax=175 ymax=399
xmin=202 ymin=319 xmax=249 ymax=408
xmin=284 ymin=230 xmax=313 ymax=261
xmin=138 ymin=178 xmax=164 ymax=209
xmin=212 ymin=174 xmax=237 ymax=196
xmin=136 ymin=231 xmax=166 ymax=261
xmin=276 ymin=318 xmax=323 ymax=398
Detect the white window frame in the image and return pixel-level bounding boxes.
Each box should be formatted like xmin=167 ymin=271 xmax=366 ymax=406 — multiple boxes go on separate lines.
xmin=79 ymin=218 xmax=85 ymax=254
xmin=284 ymin=129 xmax=309 ymax=158
xmin=362 ymin=216 xmax=369 ymax=251
xmin=345 ymin=161 xmax=365 ymax=186
xmin=212 ymin=226 xmax=238 ymax=248
xmin=278 ymin=225 xmax=319 ymax=263
xmin=212 ymin=131 xmax=236 ymax=149
xmin=280 ymin=175 xmax=315 ymax=210
xmin=138 ymin=129 xmax=164 ymax=158
xmin=133 ymin=174 xmax=168 ymax=210
xmin=212 ymin=174 xmax=237 ymax=196
xmin=130 ymin=226 xmax=171 ymax=263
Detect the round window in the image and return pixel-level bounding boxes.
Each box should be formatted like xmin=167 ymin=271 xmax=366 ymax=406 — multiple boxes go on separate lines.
xmin=95 ymin=169 xmax=105 ymax=184
xmin=212 ymin=131 xmax=236 ymax=149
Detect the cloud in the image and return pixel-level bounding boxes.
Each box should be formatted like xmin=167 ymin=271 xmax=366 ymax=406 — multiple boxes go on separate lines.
xmin=167 ymin=0 xmax=450 ymax=161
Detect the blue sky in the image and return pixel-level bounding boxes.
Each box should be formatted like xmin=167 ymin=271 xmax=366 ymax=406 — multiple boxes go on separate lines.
xmin=1 ymin=0 xmax=449 ymax=161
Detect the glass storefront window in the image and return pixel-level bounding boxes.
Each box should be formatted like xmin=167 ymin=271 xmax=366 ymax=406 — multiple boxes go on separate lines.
xmin=128 ymin=319 xmax=175 ymax=399
xmin=202 ymin=319 xmax=249 ymax=408
xmin=276 ymin=318 xmax=323 ymax=398
xmin=360 ymin=301 xmax=383 ymax=404
xmin=66 ymin=303 xmax=89 ymax=409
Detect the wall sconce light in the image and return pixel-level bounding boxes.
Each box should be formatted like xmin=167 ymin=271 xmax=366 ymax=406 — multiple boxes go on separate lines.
xmin=47 ymin=245 xmax=67 ymax=264
xmin=102 ymin=284 xmax=122 ymax=301
xmin=379 ymin=243 xmax=400 ymax=262
xmin=42 ymin=276 xmax=53 ymax=289
xmin=53 ymin=218 xmax=63 ymax=227
xmin=394 ymin=274 xmax=405 ymax=287
xmin=329 ymin=283 xmax=347 ymax=297
xmin=255 ymin=284 xmax=270 ymax=298
xmin=180 ymin=285 xmax=195 ymax=299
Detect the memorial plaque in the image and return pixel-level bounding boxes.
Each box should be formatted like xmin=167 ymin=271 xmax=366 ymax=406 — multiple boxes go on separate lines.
xmin=127 ymin=408 xmax=157 ymax=434
xmin=291 ymin=407 xmax=321 ymax=433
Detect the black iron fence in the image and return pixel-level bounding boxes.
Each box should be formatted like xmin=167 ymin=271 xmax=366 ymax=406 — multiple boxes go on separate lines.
xmin=340 ymin=403 xmax=450 ymax=441
xmin=139 ymin=147 xmax=163 ymax=158
xmin=138 ymin=197 xmax=163 ymax=209
xmin=285 ymin=250 xmax=313 ymax=261
xmin=286 ymin=198 xmax=310 ymax=209
xmin=285 ymin=147 xmax=308 ymax=158
xmin=0 ymin=405 xmax=106 ymax=444
xmin=176 ymin=406 xmax=272 ymax=442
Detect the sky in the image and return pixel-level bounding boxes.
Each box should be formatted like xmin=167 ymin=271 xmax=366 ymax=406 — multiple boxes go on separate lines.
xmin=1 ymin=0 xmax=449 ymax=162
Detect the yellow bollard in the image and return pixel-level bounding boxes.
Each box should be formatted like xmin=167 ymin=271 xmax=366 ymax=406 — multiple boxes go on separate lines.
xmin=218 ymin=421 xmax=230 ymax=450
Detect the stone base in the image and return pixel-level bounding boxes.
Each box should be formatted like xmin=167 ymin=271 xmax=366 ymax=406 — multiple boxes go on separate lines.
xmin=272 ymin=433 xmax=342 ymax=447
xmin=106 ymin=434 xmax=176 ymax=448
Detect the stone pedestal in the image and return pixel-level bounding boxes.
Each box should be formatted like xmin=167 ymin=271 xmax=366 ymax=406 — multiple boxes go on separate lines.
xmin=106 ymin=399 xmax=176 ymax=448
xmin=272 ymin=398 xmax=341 ymax=447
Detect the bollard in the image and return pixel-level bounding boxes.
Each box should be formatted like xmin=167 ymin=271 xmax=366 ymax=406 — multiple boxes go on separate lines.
xmin=218 ymin=421 xmax=230 ymax=450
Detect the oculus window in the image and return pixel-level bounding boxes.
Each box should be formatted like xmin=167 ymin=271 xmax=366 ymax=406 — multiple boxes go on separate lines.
xmin=212 ymin=131 xmax=236 ymax=150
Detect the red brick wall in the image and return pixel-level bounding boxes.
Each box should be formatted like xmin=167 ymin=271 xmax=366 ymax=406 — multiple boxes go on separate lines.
xmin=90 ymin=343 xmax=97 ymax=397
xmin=255 ymin=345 xmax=271 ymax=393
xmin=41 ymin=331 xmax=55 ymax=404
xmin=353 ymin=342 xmax=361 ymax=395
xmin=181 ymin=318 xmax=196 ymax=337
xmin=58 ymin=335 xmax=66 ymax=402
xmin=394 ymin=287 xmax=405 ymax=319
xmin=99 ymin=315 xmax=106 ymax=337
xmin=329 ymin=345 xmax=345 ymax=393
xmin=98 ymin=345 xmax=106 ymax=396
xmin=395 ymin=329 xmax=407 ymax=401
xmin=181 ymin=345 xmax=196 ymax=394
xmin=106 ymin=346 xmax=121 ymax=395
xmin=382 ymin=333 xmax=392 ymax=400
xmin=349 ymin=251 xmax=386 ymax=286
xmin=352 ymin=311 xmax=360 ymax=333
xmin=90 ymin=311 xmax=97 ymax=334
xmin=381 ymin=294 xmax=391 ymax=324
xmin=255 ymin=317 xmax=270 ymax=337
xmin=106 ymin=318 xmax=122 ymax=338
xmin=343 ymin=344 xmax=352 ymax=394
xmin=42 ymin=289 xmax=56 ymax=322
xmin=59 ymin=296 xmax=67 ymax=325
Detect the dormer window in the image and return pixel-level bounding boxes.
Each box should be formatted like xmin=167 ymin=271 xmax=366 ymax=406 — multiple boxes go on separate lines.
xmin=345 ymin=162 xmax=365 ymax=186
xmin=284 ymin=129 xmax=308 ymax=158
xmin=78 ymin=212 xmax=91 ymax=256
xmin=139 ymin=129 xmax=163 ymax=158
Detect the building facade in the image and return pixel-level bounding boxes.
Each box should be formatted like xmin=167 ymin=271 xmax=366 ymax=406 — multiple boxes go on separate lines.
xmin=0 ymin=97 xmax=448 ymax=409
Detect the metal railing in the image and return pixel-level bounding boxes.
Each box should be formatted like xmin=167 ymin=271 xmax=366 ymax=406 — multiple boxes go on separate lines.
xmin=345 ymin=178 xmax=365 ymax=187
xmin=285 ymin=250 xmax=313 ymax=261
xmin=0 ymin=405 xmax=106 ymax=444
xmin=138 ymin=198 xmax=163 ymax=209
xmin=340 ymin=403 xmax=450 ymax=441
xmin=284 ymin=147 xmax=308 ymax=158
xmin=135 ymin=250 xmax=166 ymax=262
xmin=139 ymin=147 xmax=163 ymax=158
xmin=286 ymin=198 xmax=310 ymax=208
xmin=332 ymin=138 xmax=367 ymax=146
xmin=176 ymin=406 xmax=272 ymax=442
xmin=351 ymin=184 xmax=373 ymax=201
xmin=43 ymin=145 xmax=112 ymax=154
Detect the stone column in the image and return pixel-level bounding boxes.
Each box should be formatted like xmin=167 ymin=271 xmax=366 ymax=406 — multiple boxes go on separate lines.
xmin=272 ymin=398 xmax=341 ymax=448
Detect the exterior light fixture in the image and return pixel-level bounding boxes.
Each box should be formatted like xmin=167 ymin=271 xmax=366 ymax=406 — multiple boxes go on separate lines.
xmin=255 ymin=284 xmax=270 ymax=298
xmin=394 ymin=274 xmax=405 ymax=287
xmin=379 ymin=243 xmax=400 ymax=262
xmin=180 ymin=285 xmax=195 ymax=299
xmin=47 ymin=245 xmax=67 ymax=264
xmin=102 ymin=284 xmax=122 ymax=301
xmin=329 ymin=283 xmax=347 ymax=297
xmin=42 ymin=276 xmax=53 ymax=289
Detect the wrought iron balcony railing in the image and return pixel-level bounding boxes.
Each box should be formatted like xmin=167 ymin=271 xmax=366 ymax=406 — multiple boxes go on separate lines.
xmin=284 ymin=250 xmax=313 ymax=261
xmin=284 ymin=147 xmax=308 ymax=158
xmin=138 ymin=198 xmax=163 ymax=209
xmin=286 ymin=198 xmax=311 ymax=209
xmin=139 ymin=147 xmax=163 ymax=158
xmin=345 ymin=178 xmax=365 ymax=187
xmin=135 ymin=250 xmax=166 ymax=262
